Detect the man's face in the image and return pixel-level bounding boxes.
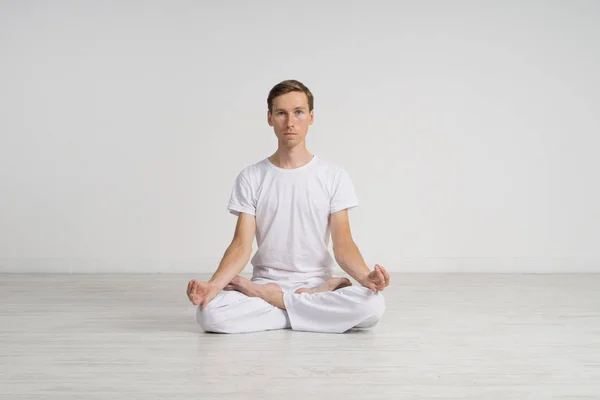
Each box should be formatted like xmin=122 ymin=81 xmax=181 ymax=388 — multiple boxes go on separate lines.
xmin=268 ymin=91 xmax=314 ymax=147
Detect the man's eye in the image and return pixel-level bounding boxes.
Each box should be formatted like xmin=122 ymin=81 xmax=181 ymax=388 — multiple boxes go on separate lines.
xmin=296 ymin=110 xmax=304 ymax=114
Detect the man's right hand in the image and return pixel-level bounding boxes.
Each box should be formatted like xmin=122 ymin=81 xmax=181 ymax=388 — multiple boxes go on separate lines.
xmin=187 ymin=280 xmax=221 ymax=308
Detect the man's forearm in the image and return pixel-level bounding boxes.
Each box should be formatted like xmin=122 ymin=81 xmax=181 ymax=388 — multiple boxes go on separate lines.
xmin=334 ymin=241 xmax=371 ymax=283
xmin=208 ymin=243 xmax=251 ymax=289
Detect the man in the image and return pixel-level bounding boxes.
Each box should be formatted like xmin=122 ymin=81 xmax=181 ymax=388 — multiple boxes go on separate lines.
xmin=186 ymin=79 xmax=390 ymax=334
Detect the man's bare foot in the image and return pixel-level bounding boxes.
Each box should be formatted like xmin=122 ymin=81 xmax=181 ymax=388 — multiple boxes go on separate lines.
xmin=295 ymin=277 xmax=352 ymax=294
xmin=224 ymin=276 xmax=285 ymax=309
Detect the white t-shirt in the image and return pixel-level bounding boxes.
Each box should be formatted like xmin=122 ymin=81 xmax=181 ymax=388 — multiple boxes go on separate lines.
xmin=227 ymin=155 xmax=359 ymax=283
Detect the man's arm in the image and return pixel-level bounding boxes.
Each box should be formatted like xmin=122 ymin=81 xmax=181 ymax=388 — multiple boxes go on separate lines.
xmin=208 ymin=212 xmax=256 ymax=289
xmin=330 ymin=209 xmax=390 ymax=291
xmin=331 ymin=209 xmax=370 ymax=280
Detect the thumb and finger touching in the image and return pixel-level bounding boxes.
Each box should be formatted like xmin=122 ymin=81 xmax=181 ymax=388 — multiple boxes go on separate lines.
xmin=374 ymin=266 xmax=385 ymax=290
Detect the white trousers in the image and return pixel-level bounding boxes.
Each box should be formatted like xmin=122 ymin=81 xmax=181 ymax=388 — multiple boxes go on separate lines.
xmin=196 ymin=277 xmax=386 ymax=334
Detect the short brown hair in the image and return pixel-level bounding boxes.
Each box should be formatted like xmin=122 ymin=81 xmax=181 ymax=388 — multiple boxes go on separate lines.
xmin=267 ymin=79 xmax=314 ymax=113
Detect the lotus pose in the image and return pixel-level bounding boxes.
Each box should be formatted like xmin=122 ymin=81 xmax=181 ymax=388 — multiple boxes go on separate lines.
xmin=187 ymin=79 xmax=390 ymax=333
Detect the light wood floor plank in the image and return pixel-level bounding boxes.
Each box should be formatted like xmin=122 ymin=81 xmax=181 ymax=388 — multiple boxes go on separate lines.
xmin=1 ymin=273 xmax=599 ymax=399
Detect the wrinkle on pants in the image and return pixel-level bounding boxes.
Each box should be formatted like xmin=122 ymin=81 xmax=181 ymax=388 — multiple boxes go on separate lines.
xmin=196 ymin=277 xmax=385 ymax=334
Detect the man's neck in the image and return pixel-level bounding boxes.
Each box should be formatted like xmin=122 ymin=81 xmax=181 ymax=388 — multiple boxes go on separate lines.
xmin=269 ymin=147 xmax=313 ymax=170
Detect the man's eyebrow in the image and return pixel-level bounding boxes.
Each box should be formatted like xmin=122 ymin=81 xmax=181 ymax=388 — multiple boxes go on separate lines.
xmin=273 ymin=107 xmax=306 ymax=112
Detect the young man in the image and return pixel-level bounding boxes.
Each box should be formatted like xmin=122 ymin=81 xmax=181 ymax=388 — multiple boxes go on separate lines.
xmin=186 ymin=80 xmax=390 ymax=333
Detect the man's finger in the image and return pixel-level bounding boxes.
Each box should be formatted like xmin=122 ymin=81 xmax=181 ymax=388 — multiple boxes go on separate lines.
xmin=372 ymin=266 xmax=380 ymax=289
xmin=378 ymin=265 xmax=391 ymax=286
xmin=187 ymin=280 xmax=194 ymax=296
xmin=188 ymin=285 xmax=196 ymax=302
xmin=378 ymin=265 xmax=389 ymax=286
xmin=376 ymin=266 xmax=385 ymax=289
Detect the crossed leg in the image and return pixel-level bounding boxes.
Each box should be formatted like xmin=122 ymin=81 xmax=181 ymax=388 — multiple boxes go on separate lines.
xmin=190 ymin=276 xmax=385 ymax=334
xmin=222 ymin=276 xmax=352 ymax=309
xmin=293 ymin=277 xmax=352 ymax=294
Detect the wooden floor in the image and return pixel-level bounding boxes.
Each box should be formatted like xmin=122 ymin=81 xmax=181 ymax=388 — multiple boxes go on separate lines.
xmin=0 ymin=273 xmax=599 ymax=399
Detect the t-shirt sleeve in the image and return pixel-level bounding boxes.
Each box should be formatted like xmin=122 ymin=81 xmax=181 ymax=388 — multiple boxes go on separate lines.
xmin=227 ymin=171 xmax=256 ymax=216
xmin=330 ymin=168 xmax=359 ymax=214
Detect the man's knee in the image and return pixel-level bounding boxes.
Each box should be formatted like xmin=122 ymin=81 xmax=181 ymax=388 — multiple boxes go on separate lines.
xmin=346 ymin=286 xmax=386 ymax=327
xmin=196 ymin=303 xmax=221 ymax=333
xmin=195 ymin=292 xmax=234 ymax=333
xmin=362 ymin=289 xmax=385 ymax=320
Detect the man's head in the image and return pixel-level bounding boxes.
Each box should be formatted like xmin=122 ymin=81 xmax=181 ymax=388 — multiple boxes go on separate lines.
xmin=267 ymin=80 xmax=314 ymax=147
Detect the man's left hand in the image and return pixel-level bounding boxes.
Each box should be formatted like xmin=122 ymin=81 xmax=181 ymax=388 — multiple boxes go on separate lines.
xmin=358 ymin=264 xmax=391 ymax=292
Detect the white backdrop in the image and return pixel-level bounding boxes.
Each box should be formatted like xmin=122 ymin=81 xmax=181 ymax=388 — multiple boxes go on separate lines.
xmin=1 ymin=1 xmax=598 ymax=273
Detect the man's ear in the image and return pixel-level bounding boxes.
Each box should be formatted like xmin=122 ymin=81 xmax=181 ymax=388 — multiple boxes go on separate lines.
xmin=267 ymin=111 xmax=273 ymax=126
xmin=309 ymin=109 xmax=314 ymax=125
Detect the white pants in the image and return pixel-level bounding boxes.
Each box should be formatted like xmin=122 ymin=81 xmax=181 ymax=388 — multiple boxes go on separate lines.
xmin=196 ymin=277 xmax=386 ymax=334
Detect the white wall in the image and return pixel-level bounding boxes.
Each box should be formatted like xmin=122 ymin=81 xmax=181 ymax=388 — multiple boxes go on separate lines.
xmin=1 ymin=1 xmax=598 ymax=273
